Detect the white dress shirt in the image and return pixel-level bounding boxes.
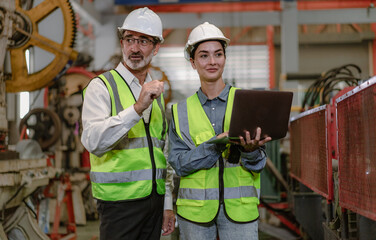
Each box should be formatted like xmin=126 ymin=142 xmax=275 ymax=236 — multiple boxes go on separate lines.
xmin=81 ymin=62 xmax=173 ymax=210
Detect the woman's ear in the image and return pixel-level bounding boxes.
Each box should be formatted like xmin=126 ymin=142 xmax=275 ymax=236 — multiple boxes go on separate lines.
xmin=190 ymin=58 xmax=196 ymax=70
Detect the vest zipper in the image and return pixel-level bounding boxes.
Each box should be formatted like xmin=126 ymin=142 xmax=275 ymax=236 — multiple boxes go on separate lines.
xmin=219 ymin=156 xmax=224 ymax=204
xmin=145 ymin=122 xmax=157 ymax=191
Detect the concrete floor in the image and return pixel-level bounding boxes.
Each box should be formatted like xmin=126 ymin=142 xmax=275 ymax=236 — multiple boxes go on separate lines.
xmin=75 ymin=219 xmax=178 ymax=240
xmin=76 ymin=220 xmax=99 ymax=240
xmin=74 ymin=219 xmax=297 ymax=240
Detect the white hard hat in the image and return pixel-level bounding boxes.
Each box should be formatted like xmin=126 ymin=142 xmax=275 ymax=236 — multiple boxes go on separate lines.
xmin=118 ymin=7 xmax=164 ymax=43
xmin=184 ymin=22 xmax=230 ymax=61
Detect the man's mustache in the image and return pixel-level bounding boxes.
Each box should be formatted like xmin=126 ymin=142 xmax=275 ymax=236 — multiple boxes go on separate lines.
xmin=129 ymin=53 xmax=144 ymax=59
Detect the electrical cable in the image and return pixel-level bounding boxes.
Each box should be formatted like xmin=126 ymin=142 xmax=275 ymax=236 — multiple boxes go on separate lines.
xmin=0 ymin=182 xmax=27 ymax=221
xmin=22 ymin=199 xmax=38 ymax=219
xmin=301 ymin=64 xmax=361 ymax=110
xmin=5 ymin=182 xmax=27 ymax=207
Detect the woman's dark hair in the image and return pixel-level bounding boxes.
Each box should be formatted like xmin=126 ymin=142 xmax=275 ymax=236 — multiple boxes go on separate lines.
xmin=190 ymin=40 xmax=227 ymax=60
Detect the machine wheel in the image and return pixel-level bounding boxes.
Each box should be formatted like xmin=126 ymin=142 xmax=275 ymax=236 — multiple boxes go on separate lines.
xmin=19 ymin=108 xmax=62 ymax=150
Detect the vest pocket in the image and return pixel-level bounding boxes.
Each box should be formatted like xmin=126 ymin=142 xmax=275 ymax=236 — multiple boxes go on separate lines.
xmin=194 ymin=131 xmax=214 ymax=145
xmin=238 ymin=174 xmax=258 ymax=204
xmin=176 ymin=198 xmax=204 ymax=207
xmin=176 ymin=171 xmax=206 ymax=207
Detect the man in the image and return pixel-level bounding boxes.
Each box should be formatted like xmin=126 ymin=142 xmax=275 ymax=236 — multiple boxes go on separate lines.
xmin=81 ymin=7 xmax=175 ymax=240
xmin=168 ymin=22 xmax=272 ymax=240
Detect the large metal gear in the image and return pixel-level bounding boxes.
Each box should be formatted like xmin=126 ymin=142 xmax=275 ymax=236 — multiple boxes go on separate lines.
xmin=2 ymin=0 xmax=77 ymax=92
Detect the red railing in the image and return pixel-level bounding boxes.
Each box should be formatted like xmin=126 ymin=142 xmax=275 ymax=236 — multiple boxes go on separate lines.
xmin=290 ymin=76 xmax=376 ymax=220
xmin=336 ymin=77 xmax=376 ymax=221
xmin=290 ymin=105 xmax=333 ymax=200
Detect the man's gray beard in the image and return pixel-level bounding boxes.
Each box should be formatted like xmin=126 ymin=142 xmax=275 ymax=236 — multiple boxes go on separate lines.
xmin=123 ymin=53 xmax=153 ymax=70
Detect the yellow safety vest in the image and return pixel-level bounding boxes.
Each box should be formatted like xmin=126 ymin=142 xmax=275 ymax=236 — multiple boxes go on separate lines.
xmin=86 ymin=70 xmax=167 ymax=201
xmin=172 ymin=87 xmax=261 ymax=223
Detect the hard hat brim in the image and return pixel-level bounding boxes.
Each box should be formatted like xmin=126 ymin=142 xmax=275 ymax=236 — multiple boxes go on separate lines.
xmin=118 ymin=27 xmax=164 ymax=43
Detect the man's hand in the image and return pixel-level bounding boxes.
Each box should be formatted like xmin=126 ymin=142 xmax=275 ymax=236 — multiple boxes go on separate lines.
xmin=134 ymin=80 xmax=164 ymax=116
xmin=162 ymin=209 xmax=175 ymax=236
xmin=239 ymin=127 xmax=272 ymax=152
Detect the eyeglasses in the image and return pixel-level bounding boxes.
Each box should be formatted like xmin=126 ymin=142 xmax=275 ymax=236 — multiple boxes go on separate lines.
xmin=123 ymin=37 xmax=154 ymax=47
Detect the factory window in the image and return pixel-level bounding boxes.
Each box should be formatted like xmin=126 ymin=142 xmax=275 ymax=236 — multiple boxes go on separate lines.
xmin=20 ymin=49 xmax=31 ymax=119
xmin=151 ymin=45 xmax=269 ymax=102
xmin=25 ymin=49 xmax=31 ymax=73
xmin=19 ymin=92 xmax=29 ymax=119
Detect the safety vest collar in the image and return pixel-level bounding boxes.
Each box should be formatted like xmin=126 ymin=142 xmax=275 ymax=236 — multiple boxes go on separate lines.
xmin=172 ymin=86 xmax=237 ymax=149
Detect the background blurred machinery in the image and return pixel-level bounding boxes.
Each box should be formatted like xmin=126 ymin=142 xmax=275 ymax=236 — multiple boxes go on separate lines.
xmin=1 ymin=0 xmax=77 ymax=149
xmin=0 ymin=0 xmax=87 ymax=239
xmin=1 ymin=0 xmax=77 ymax=92
xmin=289 ymin=64 xmax=376 ymax=239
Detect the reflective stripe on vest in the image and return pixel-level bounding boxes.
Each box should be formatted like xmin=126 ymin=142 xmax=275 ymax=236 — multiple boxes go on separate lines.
xmin=173 ymin=87 xmax=261 ymax=223
xmin=178 ymin=185 xmax=257 ymax=200
xmin=90 ymin=168 xmax=167 ymax=183
xmin=87 ymin=70 xmax=167 ymax=201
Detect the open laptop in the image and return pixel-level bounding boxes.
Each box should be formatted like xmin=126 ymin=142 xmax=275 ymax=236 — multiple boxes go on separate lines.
xmin=209 ymin=89 xmax=293 ymax=144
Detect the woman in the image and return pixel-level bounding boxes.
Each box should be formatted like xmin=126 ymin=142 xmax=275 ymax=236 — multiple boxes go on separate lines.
xmin=168 ymin=22 xmax=272 ymax=240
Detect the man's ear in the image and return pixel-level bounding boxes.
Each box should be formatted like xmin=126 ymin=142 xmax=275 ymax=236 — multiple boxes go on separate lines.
xmin=190 ymin=58 xmax=196 ymax=70
xmin=153 ymin=42 xmax=161 ymax=56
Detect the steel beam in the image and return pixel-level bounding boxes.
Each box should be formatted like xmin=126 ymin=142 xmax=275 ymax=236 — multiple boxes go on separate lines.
xmin=281 ymin=1 xmax=299 ymax=73
xmin=108 ymin=8 xmax=376 ymax=29
xmin=298 ymin=8 xmax=376 ymax=24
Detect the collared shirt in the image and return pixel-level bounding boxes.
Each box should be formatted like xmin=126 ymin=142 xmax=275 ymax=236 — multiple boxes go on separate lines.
xmin=168 ymin=84 xmax=267 ymax=177
xmin=81 ymin=62 xmax=173 ymax=210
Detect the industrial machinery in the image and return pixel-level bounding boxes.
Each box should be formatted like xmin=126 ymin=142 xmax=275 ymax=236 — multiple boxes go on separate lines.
xmin=0 ymin=0 xmax=82 ymax=239
xmin=1 ymin=0 xmax=78 ymax=150
xmin=1 ymin=0 xmax=77 ymax=92
xmin=289 ymin=64 xmax=376 ymax=239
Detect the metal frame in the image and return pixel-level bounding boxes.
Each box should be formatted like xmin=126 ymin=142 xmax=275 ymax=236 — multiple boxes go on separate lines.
xmin=290 ymin=104 xmax=334 ymax=201
xmin=335 ymin=76 xmax=376 ymax=221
